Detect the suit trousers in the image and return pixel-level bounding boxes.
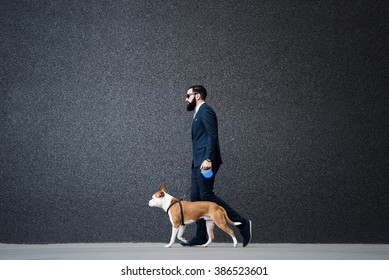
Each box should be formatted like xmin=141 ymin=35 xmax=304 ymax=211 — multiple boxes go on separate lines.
xmin=190 ymin=164 xmax=245 ymax=238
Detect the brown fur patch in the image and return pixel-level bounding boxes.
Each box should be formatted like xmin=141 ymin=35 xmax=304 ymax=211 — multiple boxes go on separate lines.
xmin=156 ymin=191 xmax=165 ymax=198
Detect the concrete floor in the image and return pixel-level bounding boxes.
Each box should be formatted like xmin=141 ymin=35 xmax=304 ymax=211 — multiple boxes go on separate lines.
xmin=1 ymin=243 xmax=388 ymax=260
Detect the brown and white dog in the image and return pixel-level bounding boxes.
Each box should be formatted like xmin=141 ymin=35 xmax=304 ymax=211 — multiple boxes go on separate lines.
xmin=148 ymin=184 xmax=241 ymax=248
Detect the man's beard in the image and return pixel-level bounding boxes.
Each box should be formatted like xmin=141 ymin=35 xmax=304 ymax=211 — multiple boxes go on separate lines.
xmin=186 ymin=98 xmax=196 ymax=111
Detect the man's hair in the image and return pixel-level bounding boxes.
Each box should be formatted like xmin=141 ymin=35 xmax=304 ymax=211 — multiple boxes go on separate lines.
xmin=188 ymin=85 xmax=207 ymax=100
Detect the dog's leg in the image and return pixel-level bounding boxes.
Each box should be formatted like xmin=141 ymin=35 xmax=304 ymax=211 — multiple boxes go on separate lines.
xmin=209 ymin=221 xmax=215 ymax=241
xmin=217 ymin=222 xmax=238 ymax=247
xmin=232 ymin=236 xmax=238 ymax=247
xmin=216 ymin=222 xmax=238 ymax=248
xmin=212 ymin=211 xmax=239 ymax=248
xmin=165 ymin=226 xmax=179 ymax=248
xmin=177 ymin=225 xmax=188 ymax=244
xmin=219 ymin=222 xmax=238 ymax=247
xmin=211 ymin=212 xmax=238 ymax=247
xmin=202 ymin=220 xmax=215 ymax=247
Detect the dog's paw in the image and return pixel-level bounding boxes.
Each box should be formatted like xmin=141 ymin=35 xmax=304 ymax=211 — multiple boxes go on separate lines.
xmin=165 ymin=244 xmax=173 ymax=248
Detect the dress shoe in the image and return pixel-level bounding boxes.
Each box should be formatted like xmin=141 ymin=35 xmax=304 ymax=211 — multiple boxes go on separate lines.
xmin=180 ymin=237 xmax=208 ymax=246
xmin=240 ymin=220 xmax=252 ymax=247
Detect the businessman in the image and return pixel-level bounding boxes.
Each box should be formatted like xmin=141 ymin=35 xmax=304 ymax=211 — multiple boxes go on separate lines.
xmin=184 ymin=85 xmax=252 ymax=247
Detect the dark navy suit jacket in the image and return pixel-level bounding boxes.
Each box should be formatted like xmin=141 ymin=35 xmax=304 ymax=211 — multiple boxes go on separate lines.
xmin=192 ymin=103 xmax=223 ymax=168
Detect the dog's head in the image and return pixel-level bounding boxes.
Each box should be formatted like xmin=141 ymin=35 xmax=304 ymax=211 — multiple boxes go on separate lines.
xmin=148 ymin=183 xmax=167 ymax=208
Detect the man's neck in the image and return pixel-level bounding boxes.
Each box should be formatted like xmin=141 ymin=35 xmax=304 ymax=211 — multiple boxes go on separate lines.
xmin=195 ymin=101 xmax=205 ymax=112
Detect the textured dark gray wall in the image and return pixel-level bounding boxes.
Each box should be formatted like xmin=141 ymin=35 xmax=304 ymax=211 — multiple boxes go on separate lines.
xmin=1 ymin=0 xmax=388 ymax=244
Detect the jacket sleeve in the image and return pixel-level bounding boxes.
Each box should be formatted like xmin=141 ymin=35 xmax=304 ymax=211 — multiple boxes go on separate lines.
xmin=201 ymin=106 xmax=219 ymax=161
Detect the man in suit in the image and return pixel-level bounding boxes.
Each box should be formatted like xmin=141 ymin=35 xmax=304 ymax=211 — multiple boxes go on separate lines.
xmin=184 ymin=85 xmax=252 ymax=247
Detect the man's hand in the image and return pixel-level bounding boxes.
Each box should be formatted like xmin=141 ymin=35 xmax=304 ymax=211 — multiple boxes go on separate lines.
xmin=200 ymin=160 xmax=212 ymax=170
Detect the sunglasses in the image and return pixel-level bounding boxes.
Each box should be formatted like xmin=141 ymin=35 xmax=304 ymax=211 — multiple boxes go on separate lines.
xmin=186 ymin=92 xmax=198 ymax=99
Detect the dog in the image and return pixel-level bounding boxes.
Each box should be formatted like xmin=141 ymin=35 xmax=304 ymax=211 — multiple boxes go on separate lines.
xmin=148 ymin=183 xmax=241 ymax=248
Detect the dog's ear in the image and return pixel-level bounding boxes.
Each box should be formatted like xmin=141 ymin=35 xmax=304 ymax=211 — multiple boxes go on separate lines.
xmin=161 ymin=183 xmax=166 ymax=192
xmin=159 ymin=191 xmax=165 ymax=198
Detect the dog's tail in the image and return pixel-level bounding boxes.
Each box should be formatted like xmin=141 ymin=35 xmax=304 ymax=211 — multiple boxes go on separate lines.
xmin=220 ymin=206 xmax=242 ymax=226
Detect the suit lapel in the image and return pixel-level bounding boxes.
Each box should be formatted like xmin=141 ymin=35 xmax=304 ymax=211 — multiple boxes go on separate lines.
xmin=191 ymin=103 xmax=206 ymax=139
xmin=192 ymin=105 xmax=200 ymax=139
